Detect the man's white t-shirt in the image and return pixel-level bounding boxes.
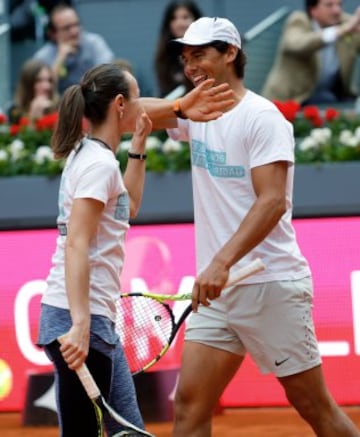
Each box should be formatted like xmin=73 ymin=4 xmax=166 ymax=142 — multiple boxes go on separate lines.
xmin=42 ymin=138 xmax=129 ymax=321
xmin=168 ymin=90 xmax=311 ymax=282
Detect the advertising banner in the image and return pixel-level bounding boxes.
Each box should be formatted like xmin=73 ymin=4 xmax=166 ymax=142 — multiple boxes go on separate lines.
xmin=0 ymin=218 xmax=359 ymax=411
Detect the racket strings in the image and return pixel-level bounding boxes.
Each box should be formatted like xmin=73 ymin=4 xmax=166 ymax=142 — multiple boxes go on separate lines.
xmin=116 ymin=297 xmax=174 ymax=373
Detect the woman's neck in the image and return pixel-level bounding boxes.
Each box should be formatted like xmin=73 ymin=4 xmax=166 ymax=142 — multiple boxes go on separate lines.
xmin=89 ymin=129 xmax=119 ymax=154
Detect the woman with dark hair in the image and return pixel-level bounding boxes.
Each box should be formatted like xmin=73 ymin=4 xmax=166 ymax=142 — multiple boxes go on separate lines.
xmin=36 ymin=61 xmax=235 ymax=436
xmin=38 ymin=63 xmax=153 ymax=436
xmin=154 ymin=1 xmax=202 ymax=97
xmin=8 ymin=58 xmax=59 ymax=124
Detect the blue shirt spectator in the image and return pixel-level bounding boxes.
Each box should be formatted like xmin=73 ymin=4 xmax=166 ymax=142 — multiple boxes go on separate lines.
xmin=32 ymin=4 xmax=114 ymax=94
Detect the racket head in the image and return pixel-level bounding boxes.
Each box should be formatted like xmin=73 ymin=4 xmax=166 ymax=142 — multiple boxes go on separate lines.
xmin=116 ymin=294 xmax=177 ymax=375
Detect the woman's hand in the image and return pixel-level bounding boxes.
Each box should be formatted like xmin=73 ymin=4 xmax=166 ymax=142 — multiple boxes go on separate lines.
xmin=29 ymin=95 xmax=54 ymax=120
xmin=58 ymin=324 xmax=90 ymax=370
xmin=179 ymin=78 xmax=235 ymax=121
xmin=131 ymin=108 xmax=153 ymax=151
xmin=134 ymin=108 xmax=153 ymax=140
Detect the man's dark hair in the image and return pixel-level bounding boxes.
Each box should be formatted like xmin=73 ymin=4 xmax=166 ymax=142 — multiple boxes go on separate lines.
xmin=47 ymin=2 xmax=75 ymax=33
xmin=208 ymin=41 xmax=247 ymax=79
xmin=305 ymin=0 xmax=320 ymax=16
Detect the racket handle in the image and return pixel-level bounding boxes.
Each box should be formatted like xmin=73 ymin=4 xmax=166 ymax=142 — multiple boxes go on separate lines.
xmin=226 ymin=258 xmax=265 ymax=287
xmin=76 ymin=363 xmax=101 ymax=400
xmin=57 ymin=336 xmax=101 ymax=400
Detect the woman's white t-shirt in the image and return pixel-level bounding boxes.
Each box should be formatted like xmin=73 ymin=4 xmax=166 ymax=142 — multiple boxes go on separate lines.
xmin=42 ymin=138 xmax=129 ymax=321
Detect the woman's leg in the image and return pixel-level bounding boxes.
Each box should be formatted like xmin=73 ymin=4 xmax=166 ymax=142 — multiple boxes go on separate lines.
xmin=105 ymin=341 xmax=145 ymax=436
xmin=46 ymin=340 xmax=112 ymax=437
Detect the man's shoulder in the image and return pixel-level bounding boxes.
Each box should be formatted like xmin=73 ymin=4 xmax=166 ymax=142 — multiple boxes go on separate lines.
xmin=286 ymin=10 xmax=310 ymax=26
xmin=241 ymin=91 xmax=287 ymax=123
xmin=33 ymin=42 xmax=56 ymax=61
xmin=243 ymin=90 xmax=276 ymax=111
xmin=80 ymin=31 xmax=114 ymax=61
xmin=81 ymin=31 xmax=107 ymax=44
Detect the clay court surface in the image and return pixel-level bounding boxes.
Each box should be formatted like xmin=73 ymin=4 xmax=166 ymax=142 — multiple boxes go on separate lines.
xmin=1 ymin=407 xmax=360 ymax=436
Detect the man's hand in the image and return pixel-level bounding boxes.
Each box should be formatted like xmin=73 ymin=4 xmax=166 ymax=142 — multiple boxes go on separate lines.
xmin=58 ymin=41 xmax=78 ymax=60
xmin=339 ymin=7 xmax=360 ymax=36
xmin=191 ymin=262 xmax=230 ymax=312
xmin=180 ymin=79 xmax=235 ymax=121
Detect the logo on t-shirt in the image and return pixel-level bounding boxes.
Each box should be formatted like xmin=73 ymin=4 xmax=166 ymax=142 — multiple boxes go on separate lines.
xmin=191 ymin=140 xmax=245 ymax=178
xmin=114 ymin=192 xmax=129 ymax=221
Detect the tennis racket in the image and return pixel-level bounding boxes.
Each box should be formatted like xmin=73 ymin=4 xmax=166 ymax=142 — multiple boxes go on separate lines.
xmin=57 ymin=339 xmax=155 ymax=437
xmin=118 ymin=258 xmax=265 ymax=375
xmin=75 ymin=364 xmax=155 ymax=437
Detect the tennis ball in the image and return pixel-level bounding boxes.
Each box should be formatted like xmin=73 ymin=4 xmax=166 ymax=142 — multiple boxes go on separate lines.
xmin=0 ymin=359 xmax=13 ymax=400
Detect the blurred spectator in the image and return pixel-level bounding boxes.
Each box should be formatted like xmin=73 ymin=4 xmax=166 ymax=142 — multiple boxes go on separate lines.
xmin=9 ymin=0 xmax=73 ymax=42
xmin=262 ymin=0 xmax=360 ymax=105
xmin=154 ymin=1 xmax=202 ymax=97
xmin=7 ymin=58 xmax=59 ymax=124
xmin=32 ymin=3 xmax=114 ymax=94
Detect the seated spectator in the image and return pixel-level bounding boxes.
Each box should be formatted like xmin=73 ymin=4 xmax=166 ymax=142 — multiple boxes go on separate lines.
xmin=32 ymin=3 xmax=114 ymax=94
xmin=7 ymin=58 xmax=59 ymax=124
xmin=262 ymin=0 xmax=360 ymax=105
xmin=9 ymin=0 xmax=73 ymax=42
xmin=154 ymin=1 xmax=202 ymax=97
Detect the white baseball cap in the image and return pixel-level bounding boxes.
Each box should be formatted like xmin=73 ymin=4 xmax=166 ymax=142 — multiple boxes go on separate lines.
xmin=172 ymin=17 xmax=241 ymax=49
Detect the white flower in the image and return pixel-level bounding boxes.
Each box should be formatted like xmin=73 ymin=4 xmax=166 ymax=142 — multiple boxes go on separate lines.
xmin=340 ymin=136 xmax=359 ymax=148
xmin=9 ymin=139 xmax=25 ymax=160
xmin=354 ymin=127 xmax=360 ymax=141
xmin=310 ymin=127 xmax=332 ymax=144
xmin=118 ymin=140 xmax=132 ymax=151
xmin=339 ymin=130 xmax=353 ymax=144
xmin=145 ymin=136 xmax=162 ymax=150
xmin=34 ymin=146 xmax=54 ymax=164
xmin=298 ymin=137 xmax=319 ymax=151
xmin=162 ymin=138 xmax=182 ymax=153
xmin=0 ymin=150 xmax=7 ymax=161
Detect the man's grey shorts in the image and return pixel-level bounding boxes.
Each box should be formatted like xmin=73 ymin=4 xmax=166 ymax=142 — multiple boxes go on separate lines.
xmin=185 ymin=276 xmax=322 ymax=377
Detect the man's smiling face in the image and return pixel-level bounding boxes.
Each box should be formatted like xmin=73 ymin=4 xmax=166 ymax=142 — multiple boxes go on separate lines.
xmin=181 ymin=45 xmax=228 ymax=87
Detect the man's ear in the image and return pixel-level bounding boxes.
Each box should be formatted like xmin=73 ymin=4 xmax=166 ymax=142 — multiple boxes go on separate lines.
xmin=226 ymin=45 xmax=238 ymax=63
xmin=46 ymin=25 xmax=56 ymax=42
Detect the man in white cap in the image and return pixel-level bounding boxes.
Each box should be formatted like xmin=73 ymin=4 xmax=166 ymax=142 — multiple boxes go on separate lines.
xmin=145 ymin=16 xmax=360 ymax=437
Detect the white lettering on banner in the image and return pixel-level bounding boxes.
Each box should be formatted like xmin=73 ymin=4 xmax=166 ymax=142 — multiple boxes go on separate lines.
xmin=318 ymin=342 xmax=350 ymax=356
xmin=318 ymin=269 xmax=360 ymax=357
xmin=14 ymin=280 xmax=51 ymax=365
xmin=13 ymin=271 xmax=360 ymax=366
xmin=351 ymin=271 xmax=360 ymax=355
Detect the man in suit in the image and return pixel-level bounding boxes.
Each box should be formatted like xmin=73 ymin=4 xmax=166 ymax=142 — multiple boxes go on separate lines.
xmin=262 ymin=0 xmax=360 ymax=105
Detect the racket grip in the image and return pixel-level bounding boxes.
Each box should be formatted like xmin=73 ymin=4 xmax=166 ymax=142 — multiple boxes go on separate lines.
xmin=226 ymin=258 xmax=265 ymax=287
xmin=57 ymin=336 xmax=101 ymax=400
xmin=76 ymin=364 xmax=101 ymax=400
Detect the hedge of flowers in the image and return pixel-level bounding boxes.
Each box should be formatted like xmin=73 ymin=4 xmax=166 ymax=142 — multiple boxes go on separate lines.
xmin=1 ymin=100 xmax=360 ymax=177
xmin=273 ymin=100 xmax=360 ymax=163
xmin=0 ymin=112 xmax=190 ymax=177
